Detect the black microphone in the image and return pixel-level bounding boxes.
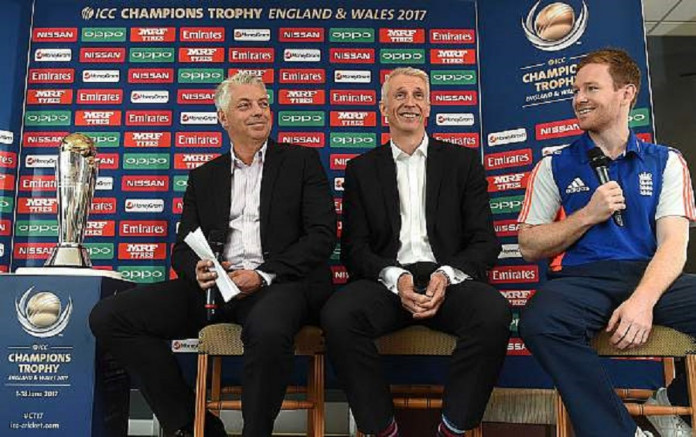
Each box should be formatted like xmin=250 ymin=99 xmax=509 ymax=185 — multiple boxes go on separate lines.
xmin=587 ymin=147 xmax=625 ymax=227
xmin=206 ymin=229 xmax=227 ymax=322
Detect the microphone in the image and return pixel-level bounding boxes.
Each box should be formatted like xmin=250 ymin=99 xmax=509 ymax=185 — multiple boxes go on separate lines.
xmin=206 ymin=229 xmax=227 ymax=322
xmin=587 ymin=147 xmax=625 ymax=227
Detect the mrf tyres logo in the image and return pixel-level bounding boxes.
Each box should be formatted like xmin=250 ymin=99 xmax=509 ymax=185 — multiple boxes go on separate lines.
xmin=522 ymin=1 xmax=589 ymax=51
xmin=16 ymin=286 xmax=73 ymax=338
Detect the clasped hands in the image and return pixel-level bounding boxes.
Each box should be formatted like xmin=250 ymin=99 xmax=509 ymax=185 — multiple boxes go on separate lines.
xmin=397 ymin=271 xmax=449 ymax=320
xmin=195 ymin=259 xmax=263 ymax=299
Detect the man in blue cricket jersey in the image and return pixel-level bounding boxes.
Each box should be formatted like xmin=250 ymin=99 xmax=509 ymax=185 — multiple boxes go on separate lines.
xmin=518 ymin=48 xmax=696 ymax=437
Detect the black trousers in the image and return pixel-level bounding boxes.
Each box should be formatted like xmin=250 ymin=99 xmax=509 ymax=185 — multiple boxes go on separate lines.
xmin=89 ymin=278 xmax=329 ymax=437
xmin=321 ymin=278 xmax=511 ymax=433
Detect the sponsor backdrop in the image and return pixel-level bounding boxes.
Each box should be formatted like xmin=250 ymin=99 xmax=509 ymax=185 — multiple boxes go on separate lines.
xmin=0 ymin=0 xmax=663 ymax=391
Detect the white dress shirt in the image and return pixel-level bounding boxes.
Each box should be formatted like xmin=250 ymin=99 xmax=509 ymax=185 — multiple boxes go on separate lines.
xmin=223 ymin=142 xmax=274 ymax=286
xmin=378 ymin=136 xmax=469 ymax=294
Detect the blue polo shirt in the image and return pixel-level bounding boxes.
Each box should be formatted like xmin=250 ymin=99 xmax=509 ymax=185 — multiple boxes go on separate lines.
xmin=519 ymin=132 xmax=695 ymax=270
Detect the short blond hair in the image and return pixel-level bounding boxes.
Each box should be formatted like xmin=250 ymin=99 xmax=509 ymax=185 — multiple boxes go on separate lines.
xmin=214 ymin=72 xmax=267 ymax=111
xmin=380 ymin=67 xmax=430 ymax=105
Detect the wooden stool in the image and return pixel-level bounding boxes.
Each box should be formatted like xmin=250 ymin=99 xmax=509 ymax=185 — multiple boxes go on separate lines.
xmin=193 ymin=324 xmax=325 ymax=437
xmin=555 ymin=325 xmax=696 ymax=437
xmin=355 ymin=325 xmax=484 ymax=437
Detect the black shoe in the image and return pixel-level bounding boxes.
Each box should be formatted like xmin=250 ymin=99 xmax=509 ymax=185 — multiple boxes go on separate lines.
xmin=170 ymin=412 xmax=226 ymax=437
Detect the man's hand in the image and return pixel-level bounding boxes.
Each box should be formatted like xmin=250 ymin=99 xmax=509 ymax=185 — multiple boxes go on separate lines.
xmin=230 ymin=269 xmax=263 ymax=298
xmin=583 ymin=181 xmax=625 ymax=225
xmin=606 ymin=296 xmax=654 ymax=350
xmin=195 ymin=259 xmax=217 ymax=290
xmin=413 ymin=272 xmax=448 ymax=320
xmin=397 ymin=274 xmax=430 ymax=317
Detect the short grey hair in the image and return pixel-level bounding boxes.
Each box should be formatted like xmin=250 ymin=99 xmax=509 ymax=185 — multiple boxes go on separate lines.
xmin=214 ymin=72 xmax=267 ymax=111
xmin=380 ymin=67 xmax=430 ymax=105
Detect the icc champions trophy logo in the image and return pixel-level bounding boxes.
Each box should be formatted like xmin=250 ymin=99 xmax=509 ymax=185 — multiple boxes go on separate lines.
xmin=15 ymin=286 xmax=73 ymax=338
xmin=522 ymin=1 xmax=589 ymax=51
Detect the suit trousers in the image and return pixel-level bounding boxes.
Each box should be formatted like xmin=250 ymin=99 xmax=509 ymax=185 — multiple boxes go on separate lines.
xmin=89 ymin=278 xmax=325 ymax=437
xmin=519 ymin=261 xmax=696 ymax=437
xmin=321 ymin=278 xmax=511 ymax=433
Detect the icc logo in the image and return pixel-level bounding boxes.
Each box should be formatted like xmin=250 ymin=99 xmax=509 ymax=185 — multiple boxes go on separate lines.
xmin=15 ymin=286 xmax=73 ymax=338
xmin=522 ymin=1 xmax=589 ymax=51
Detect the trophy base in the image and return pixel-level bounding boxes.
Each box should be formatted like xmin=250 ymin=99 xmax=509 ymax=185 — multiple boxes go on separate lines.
xmin=44 ymin=245 xmax=93 ymax=267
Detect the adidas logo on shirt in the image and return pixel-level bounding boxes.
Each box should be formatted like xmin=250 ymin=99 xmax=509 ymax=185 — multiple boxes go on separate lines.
xmin=566 ymin=177 xmax=590 ymax=194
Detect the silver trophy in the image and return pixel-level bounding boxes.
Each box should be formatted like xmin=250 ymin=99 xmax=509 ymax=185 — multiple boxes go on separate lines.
xmin=44 ymin=133 xmax=98 ymax=267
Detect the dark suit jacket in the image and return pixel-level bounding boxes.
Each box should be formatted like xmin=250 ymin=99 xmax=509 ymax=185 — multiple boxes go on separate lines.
xmin=341 ymin=138 xmax=500 ymax=282
xmin=171 ymin=139 xmax=337 ymax=291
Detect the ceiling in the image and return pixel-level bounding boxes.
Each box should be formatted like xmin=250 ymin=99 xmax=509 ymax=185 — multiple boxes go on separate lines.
xmin=644 ymin=0 xmax=696 ymax=36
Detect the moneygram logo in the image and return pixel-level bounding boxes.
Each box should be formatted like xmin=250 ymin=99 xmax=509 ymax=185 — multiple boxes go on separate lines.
xmin=488 ymin=128 xmax=528 ymax=146
xmin=430 ymin=49 xmax=476 ymax=65
xmin=118 ymin=266 xmax=166 ymax=283
xmin=29 ymin=69 xmax=74 ymax=84
xmin=490 ymin=195 xmax=525 ymax=214
xmin=125 ymin=132 xmax=171 ymax=148
xmin=489 ymin=265 xmax=539 ymax=284
xmin=80 ymin=47 xmax=126 ymax=63
xmin=129 ymin=68 xmax=174 ymax=84
xmin=77 ymin=89 xmax=123 ymax=104
xmin=75 ymin=110 xmax=122 ymax=127
xmin=279 ymin=27 xmax=324 ymax=42
xmin=485 ymin=149 xmax=533 ymax=171
xmin=278 ymin=132 xmax=325 ymax=148
xmin=96 ymin=177 xmax=114 ymax=191
xmin=330 ymin=111 xmax=376 ymax=127
xmin=123 ymin=153 xmax=170 ymax=170
xmin=436 ymin=113 xmax=475 ymax=126
xmin=32 ymin=27 xmax=77 ymax=42
xmin=178 ymin=47 xmax=224 ymax=63
xmin=430 ymin=70 xmax=477 ymax=85
xmin=25 ymin=111 xmax=71 ymax=127
xmin=535 ymin=118 xmax=581 ymax=140
xmin=334 ymin=70 xmax=371 ymax=83
xmin=229 ymin=48 xmax=274 ymax=63
xmin=0 ymin=130 xmax=12 ymax=145
xmin=83 ymin=69 xmax=120 ymax=83
xmin=34 ymin=48 xmax=72 ymax=62
xmin=522 ymin=1 xmax=589 ymax=51
xmin=175 ymin=132 xmax=221 ymax=148
xmin=498 ymin=244 xmax=522 ymax=259
xmin=85 ymin=243 xmax=115 ymax=260
xmin=131 ymin=90 xmax=169 ymax=104
xmin=380 ymin=49 xmax=425 ymax=64
xmin=16 ymin=287 xmax=73 ymax=338
xmin=330 ymin=49 xmax=375 ymax=64
xmin=329 ymin=28 xmax=374 ymax=43
xmin=25 ymin=154 xmax=56 ymax=168
xmin=278 ymin=111 xmax=325 ymax=127
xmin=125 ymin=199 xmax=165 ymax=213
xmin=18 ymin=197 xmax=57 ymax=214
xmin=334 ymin=177 xmax=344 ymax=192
xmin=330 ymin=90 xmax=376 ymax=105
xmin=130 ymin=48 xmax=174 ymax=63
xmin=181 ymin=112 xmax=218 ymax=125
xmin=284 ymin=49 xmax=321 ymax=63
xmin=429 ymin=29 xmax=475 ymax=44
xmin=279 ymin=89 xmax=325 ymax=105
xmin=178 ymin=68 xmax=224 ymax=84
xmin=81 ymin=27 xmax=126 ymax=42
xmin=233 ymin=29 xmax=271 ymax=42
xmin=330 ymin=133 xmax=377 ymax=149
xmin=181 ymin=27 xmax=225 ymax=42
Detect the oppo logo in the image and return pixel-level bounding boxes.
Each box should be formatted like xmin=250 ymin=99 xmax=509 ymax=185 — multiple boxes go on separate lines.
xmin=281 ymin=115 xmax=322 ymax=123
xmin=125 ymin=156 xmax=169 ymax=166
xmin=180 ymin=71 xmax=223 ymax=80
xmin=26 ymin=114 xmax=69 ymax=123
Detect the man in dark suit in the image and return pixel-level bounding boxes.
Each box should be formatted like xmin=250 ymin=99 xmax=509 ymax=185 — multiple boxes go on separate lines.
xmin=321 ymin=67 xmax=511 ymax=437
xmin=89 ymin=72 xmax=336 ymax=437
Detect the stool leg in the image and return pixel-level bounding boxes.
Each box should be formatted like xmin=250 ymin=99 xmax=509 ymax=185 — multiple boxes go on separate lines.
xmin=306 ymin=353 xmax=325 ymax=437
xmin=555 ymin=390 xmax=572 ymax=437
xmin=194 ymin=354 xmax=209 ymax=437
xmin=684 ymin=354 xmax=696 ymax=437
xmin=663 ymin=357 xmax=676 ymax=386
xmin=469 ymin=423 xmax=483 ymax=437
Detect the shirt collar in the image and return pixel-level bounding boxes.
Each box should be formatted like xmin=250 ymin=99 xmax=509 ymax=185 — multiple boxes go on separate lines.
xmin=390 ymin=135 xmax=429 ymax=161
xmin=230 ymin=141 xmax=267 ymax=173
xmin=578 ymin=130 xmax=643 ymax=164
